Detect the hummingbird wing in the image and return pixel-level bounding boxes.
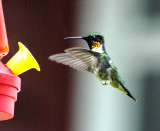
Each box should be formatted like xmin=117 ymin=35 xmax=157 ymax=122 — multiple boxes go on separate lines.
xmin=49 ymin=47 xmax=99 ymax=73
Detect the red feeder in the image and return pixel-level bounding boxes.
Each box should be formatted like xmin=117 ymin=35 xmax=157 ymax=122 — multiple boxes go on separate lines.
xmin=0 ymin=0 xmax=40 ymax=121
xmin=0 ymin=0 xmax=9 ymax=59
xmin=0 ymin=65 xmax=21 ymax=121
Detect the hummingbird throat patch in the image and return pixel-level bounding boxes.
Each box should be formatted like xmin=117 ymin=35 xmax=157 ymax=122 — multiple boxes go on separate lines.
xmin=92 ymin=41 xmax=102 ymax=49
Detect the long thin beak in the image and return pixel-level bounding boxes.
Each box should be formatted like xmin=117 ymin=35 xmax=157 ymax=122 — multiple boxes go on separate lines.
xmin=64 ymin=36 xmax=83 ymax=39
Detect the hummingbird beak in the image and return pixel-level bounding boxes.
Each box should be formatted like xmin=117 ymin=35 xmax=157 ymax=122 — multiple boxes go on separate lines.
xmin=64 ymin=36 xmax=83 ymax=39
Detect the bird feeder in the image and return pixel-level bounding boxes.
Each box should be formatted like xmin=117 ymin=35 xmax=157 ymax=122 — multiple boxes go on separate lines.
xmin=0 ymin=0 xmax=40 ymax=121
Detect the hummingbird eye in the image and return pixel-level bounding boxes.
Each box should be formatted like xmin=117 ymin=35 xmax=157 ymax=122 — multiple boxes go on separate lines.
xmin=90 ymin=35 xmax=95 ymax=39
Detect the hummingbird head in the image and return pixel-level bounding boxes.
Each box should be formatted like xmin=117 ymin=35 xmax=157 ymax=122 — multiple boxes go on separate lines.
xmin=64 ymin=32 xmax=105 ymax=52
xmin=82 ymin=32 xmax=104 ymax=50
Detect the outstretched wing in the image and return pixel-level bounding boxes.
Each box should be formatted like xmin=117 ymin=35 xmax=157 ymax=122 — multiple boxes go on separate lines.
xmin=48 ymin=47 xmax=99 ymax=73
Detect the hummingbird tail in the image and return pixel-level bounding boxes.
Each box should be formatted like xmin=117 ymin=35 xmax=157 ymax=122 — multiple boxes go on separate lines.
xmin=126 ymin=92 xmax=137 ymax=101
xmin=119 ymin=83 xmax=137 ymax=101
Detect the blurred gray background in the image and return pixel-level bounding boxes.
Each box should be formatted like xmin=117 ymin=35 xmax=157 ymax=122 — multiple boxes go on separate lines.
xmin=1 ymin=0 xmax=160 ymax=131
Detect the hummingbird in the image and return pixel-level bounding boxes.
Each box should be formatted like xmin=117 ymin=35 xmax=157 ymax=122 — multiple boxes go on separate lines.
xmin=48 ymin=32 xmax=136 ymax=101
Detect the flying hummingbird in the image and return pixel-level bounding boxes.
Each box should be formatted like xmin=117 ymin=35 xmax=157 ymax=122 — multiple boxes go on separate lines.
xmin=48 ymin=32 xmax=136 ymax=101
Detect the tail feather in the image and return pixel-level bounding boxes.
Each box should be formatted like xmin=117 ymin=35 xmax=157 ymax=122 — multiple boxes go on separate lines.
xmin=120 ymin=83 xmax=136 ymax=101
xmin=126 ymin=91 xmax=137 ymax=101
